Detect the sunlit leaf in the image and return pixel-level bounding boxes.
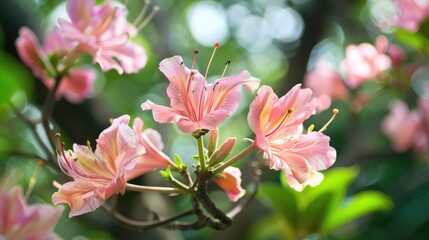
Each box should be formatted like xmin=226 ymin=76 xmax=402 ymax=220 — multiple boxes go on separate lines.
xmin=322 ymin=190 xmax=393 ymax=232
xmin=258 ymin=183 xmax=299 ymax=231
xmin=394 ymin=28 xmax=428 ymax=52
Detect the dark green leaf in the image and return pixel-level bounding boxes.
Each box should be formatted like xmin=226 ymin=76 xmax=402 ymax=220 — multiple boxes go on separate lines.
xmin=258 ymin=183 xmax=299 ymax=231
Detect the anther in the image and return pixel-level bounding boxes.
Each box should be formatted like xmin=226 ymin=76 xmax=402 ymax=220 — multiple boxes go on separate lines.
xmin=221 ymin=60 xmax=231 ymax=79
xmin=204 ymin=43 xmax=220 ymax=79
xmin=318 ymin=108 xmax=339 ymax=132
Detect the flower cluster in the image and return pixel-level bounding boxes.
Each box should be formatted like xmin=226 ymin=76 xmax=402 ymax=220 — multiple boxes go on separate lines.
xmin=53 ymin=115 xmax=175 ymax=217
xmin=15 ymin=0 xmax=147 ymax=103
xmin=12 ymin=0 xmax=339 ymax=233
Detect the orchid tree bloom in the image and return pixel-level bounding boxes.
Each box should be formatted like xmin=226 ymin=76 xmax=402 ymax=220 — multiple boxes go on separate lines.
xmin=304 ymin=60 xmax=348 ymax=112
xmin=213 ymin=166 xmax=246 ymax=202
xmin=390 ymin=0 xmax=429 ymax=32
xmin=16 ymin=27 xmax=96 ymax=103
xmin=248 ymin=85 xmax=336 ymax=191
xmin=128 ymin=117 xmax=177 ymax=179
xmin=53 ymin=115 xmax=145 ymax=217
xmin=382 ymin=100 xmax=425 ymax=152
xmin=342 ymin=36 xmax=392 ymax=89
xmin=0 ymin=186 xmax=63 ymax=239
xmin=142 ymin=55 xmax=260 ymax=134
xmin=59 ymin=0 xmax=147 ymax=74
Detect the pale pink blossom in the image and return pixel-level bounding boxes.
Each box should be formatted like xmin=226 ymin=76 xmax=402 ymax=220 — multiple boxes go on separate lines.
xmin=343 ymin=36 xmax=391 ymax=88
xmin=15 ymin=27 xmax=49 ymax=80
xmin=213 ymin=166 xmax=246 ymax=202
xmin=142 ymin=55 xmax=260 ymax=133
xmin=248 ymin=85 xmax=336 ymax=191
xmin=391 ymin=0 xmax=429 ymax=32
xmin=128 ymin=117 xmax=176 ymax=179
xmin=53 ymin=115 xmax=145 ymax=217
xmin=382 ymin=100 xmax=423 ymax=152
xmin=58 ymin=0 xmax=147 ymax=74
xmin=304 ymin=61 xmax=348 ymax=112
xmin=0 ymin=186 xmax=63 ymax=239
xmin=16 ymin=27 xmax=96 ymax=103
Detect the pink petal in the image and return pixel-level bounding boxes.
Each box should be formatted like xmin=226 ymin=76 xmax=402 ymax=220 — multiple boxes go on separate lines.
xmin=213 ymin=167 xmax=246 ymax=202
xmin=268 ymin=132 xmax=336 ymax=191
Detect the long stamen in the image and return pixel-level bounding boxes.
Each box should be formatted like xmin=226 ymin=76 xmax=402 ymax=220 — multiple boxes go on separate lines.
xmin=265 ymin=109 xmax=294 ymax=137
xmin=186 ymin=50 xmax=199 ymax=93
xmin=136 ymin=5 xmax=160 ymax=31
xmin=55 ymin=133 xmax=70 ymax=175
xmin=221 ymin=60 xmax=231 ymax=80
xmin=132 ymin=0 xmax=151 ymax=26
xmin=318 ymin=108 xmax=339 ymax=132
xmin=204 ymin=43 xmax=220 ymax=79
xmin=25 ymin=159 xmax=44 ymax=200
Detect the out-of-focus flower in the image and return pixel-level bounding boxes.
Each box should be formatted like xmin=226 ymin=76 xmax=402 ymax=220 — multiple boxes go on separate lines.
xmin=391 ymin=0 xmax=429 ymax=32
xmin=213 ymin=166 xmax=245 ymax=202
xmin=382 ymin=100 xmax=424 ymax=152
xmin=128 ymin=117 xmax=176 ymax=179
xmin=59 ymin=0 xmax=147 ymax=74
xmin=16 ymin=27 xmax=96 ymax=103
xmin=53 ymin=115 xmax=145 ymax=217
xmin=343 ymin=35 xmax=391 ymax=88
xmin=142 ymin=55 xmax=260 ymax=134
xmin=248 ymin=85 xmax=336 ymax=191
xmin=0 ymin=186 xmax=63 ymax=239
xmin=304 ymin=60 xmax=348 ymax=112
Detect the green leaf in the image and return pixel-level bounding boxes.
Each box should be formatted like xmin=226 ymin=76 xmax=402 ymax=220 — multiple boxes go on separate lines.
xmin=174 ymin=154 xmax=185 ymax=170
xmin=0 ymin=52 xmax=33 ymax=111
xmin=394 ymin=28 xmax=428 ymax=52
xmin=280 ymin=167 xmax=359 ymax=209
xmin=245 ymin=214 xmax=290 ymax=240
xmin=258 ymin=183 xmax=299 ymax=231
xmin=303 ymin=192 xmax=334 ymax=233
xmin=322 ymin=190 xmax=393 ymax=232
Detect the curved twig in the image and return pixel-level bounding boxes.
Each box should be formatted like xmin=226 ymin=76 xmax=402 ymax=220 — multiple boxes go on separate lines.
xmin=100 ymin=204 xmax=195 ymax=231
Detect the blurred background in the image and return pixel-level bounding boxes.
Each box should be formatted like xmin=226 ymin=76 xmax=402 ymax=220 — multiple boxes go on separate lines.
xmin=1 ymin=0 xmax=429 ymax=239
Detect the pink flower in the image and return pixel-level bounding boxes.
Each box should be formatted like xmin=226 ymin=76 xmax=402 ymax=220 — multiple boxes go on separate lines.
xmin=52 ymin=115 xmax=145 ymax=217
xmin=0 ymin=186 xmax=63 ymax=239
xmin=142 ymin=55 xmax=260 ymax=133
xmin=59 ymin=0 xmax=147 ymax=74
xmin=213 ymin=167 xmax=245 ymax=202
xmin=128 ymin=117 xmax=176 ymax=179
xmin=16 ymin=27 xmax=96 ymax=103
xmin=343 ymin=36 xmax=391 ymax=88
xmin=382 ymin=100 xmax=423 ymax=152
xmin=248 ymin=85 xmax=336 ymax=191
xmin=304 ymin=60 xmax=348 ymax=112
xmin=15 ymin=27 xmax=49 ymax=80
xmin=391 ymin=0 xmax=429 ymax=32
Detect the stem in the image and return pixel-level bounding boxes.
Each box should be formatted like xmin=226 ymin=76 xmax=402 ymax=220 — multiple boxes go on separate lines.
xmin=125 ymin=183 xmax=185 ymax=194
xmin=212 ymin=144 xmax=255 ymax=174
xmin=101 ymin=204 xmax=194 ymax=231
xmin=196 ymin=136 xmax=207 ymax=172
xmin=8 ymin=103 xmax=57 ymax=164
xmin=196 ymin=172 xmax=232 ymax=229
xmin=41 ymin=76 xmax=63 ymax=157
xmin=167 ymin=177 xmax=195 ymax=195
